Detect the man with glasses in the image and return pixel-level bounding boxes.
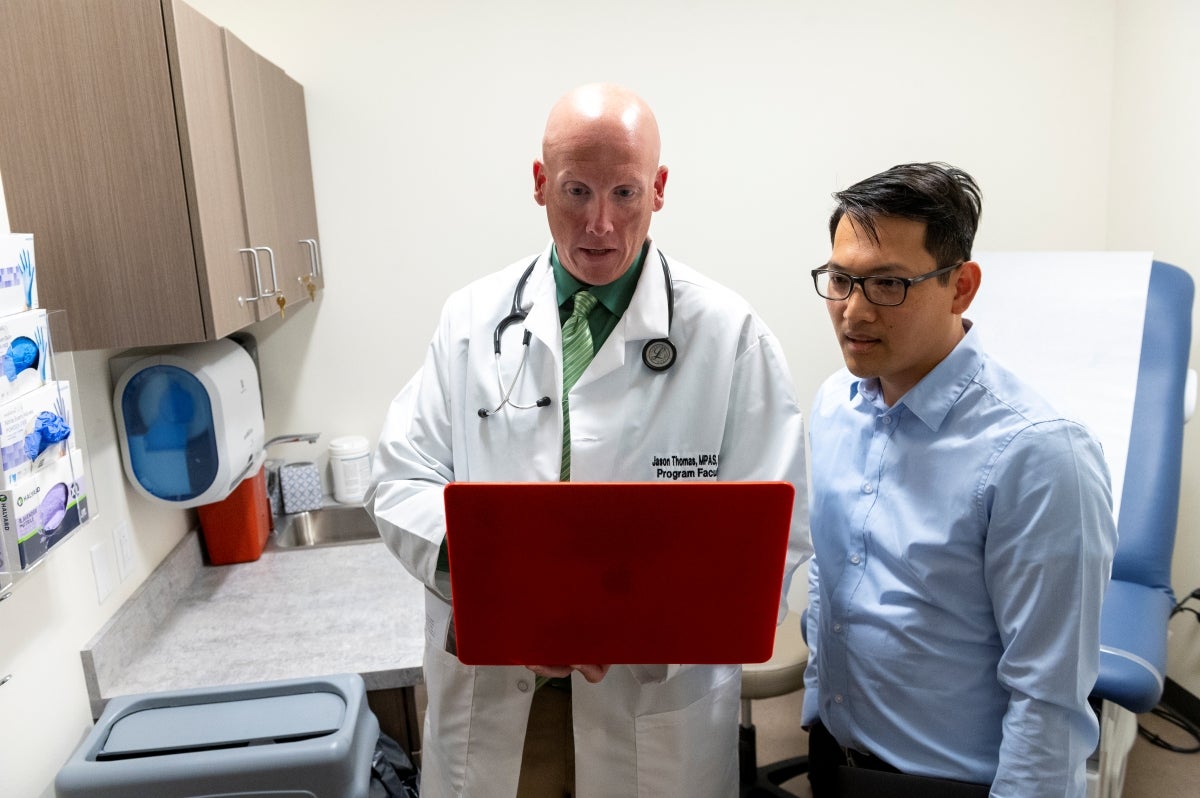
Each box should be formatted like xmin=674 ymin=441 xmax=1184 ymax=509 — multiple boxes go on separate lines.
xmin=802 ymin=162 xmax=1116 ymax=797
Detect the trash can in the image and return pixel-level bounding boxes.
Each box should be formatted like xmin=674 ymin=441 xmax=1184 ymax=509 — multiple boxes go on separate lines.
xmin=56 ymin=673 xmax=379 ymax=798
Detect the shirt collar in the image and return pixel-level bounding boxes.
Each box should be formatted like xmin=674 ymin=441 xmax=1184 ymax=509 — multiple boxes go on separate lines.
xmin=851 ymin=320 xmax=983 ymax=432
xmin=551 ymin=242 xmax=647 ymax=316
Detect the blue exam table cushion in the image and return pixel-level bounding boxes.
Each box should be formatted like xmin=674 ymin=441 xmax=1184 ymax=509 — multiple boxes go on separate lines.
xmin=1095 ymin=578 xmax=1173 ymax=713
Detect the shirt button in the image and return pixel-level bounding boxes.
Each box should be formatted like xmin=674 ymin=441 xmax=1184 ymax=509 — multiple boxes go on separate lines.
xmin=517 ymin=679 xmax=531 ymax=692
xmin=833 ymin=623 xmax=842 ymax=633
xmin=834 ymin=694 xmax=844 ymax=704
xmin=862 ymin=482 xmax=873 ymax=494
xmin=850 ymin=554 xmax=861 ymax=565
xmin=881 ymin=415 xmax=892 ymax=426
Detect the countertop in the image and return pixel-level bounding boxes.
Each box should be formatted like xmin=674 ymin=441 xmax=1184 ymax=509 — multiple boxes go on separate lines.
xmin=80 ymin=528 xmax=426 ymax=719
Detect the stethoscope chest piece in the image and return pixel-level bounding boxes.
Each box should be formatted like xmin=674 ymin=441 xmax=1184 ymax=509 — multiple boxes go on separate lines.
xmin=642 ymin=338 xmax=677 ymax=372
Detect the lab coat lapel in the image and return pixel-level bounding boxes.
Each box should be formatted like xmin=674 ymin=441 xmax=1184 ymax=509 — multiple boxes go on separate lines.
xmin=579 ymin=242 xmax=671 ymax=386
xmin=621 ymin=242 xmax=672 ymax=342
xmin=523 ymin=242 xmax=672 ymax=389
xmin=522 ymin=248 xmax=563 ymax=363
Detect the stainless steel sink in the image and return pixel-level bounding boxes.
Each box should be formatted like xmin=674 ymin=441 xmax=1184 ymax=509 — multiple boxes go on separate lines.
xmin=271 ymin=504 xmax=380 ymax=549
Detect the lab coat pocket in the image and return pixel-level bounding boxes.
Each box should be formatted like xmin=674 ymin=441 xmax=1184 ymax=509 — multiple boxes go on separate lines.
xmin=634 ymin=678 xmax=739 ymax=798
xmin=422 ymin=639 xmax=475 ymax=795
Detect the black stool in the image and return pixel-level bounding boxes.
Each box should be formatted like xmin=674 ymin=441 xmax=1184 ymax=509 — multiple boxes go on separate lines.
xmin=739 ymin=610 xmax=809 ymax=798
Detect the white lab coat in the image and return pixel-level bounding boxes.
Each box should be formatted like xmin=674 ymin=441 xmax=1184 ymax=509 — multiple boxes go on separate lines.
xmin=371 ymin=241 xmax=810 ymax=798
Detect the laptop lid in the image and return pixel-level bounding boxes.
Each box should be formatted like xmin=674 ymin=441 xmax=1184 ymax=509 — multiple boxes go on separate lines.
xmin=443 ymin=481 xmax=795 ymax=666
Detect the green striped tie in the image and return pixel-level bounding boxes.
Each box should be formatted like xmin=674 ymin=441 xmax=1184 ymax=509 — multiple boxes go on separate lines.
xmin=561 ymin=290 xmax=599 ymax=481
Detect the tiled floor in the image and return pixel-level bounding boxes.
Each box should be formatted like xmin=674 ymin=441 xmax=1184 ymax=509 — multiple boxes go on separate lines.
xmin=748 ymin=689 xmax=1200 ymax=797
xmin=413 ymin=681 xmax=1199 ymax=795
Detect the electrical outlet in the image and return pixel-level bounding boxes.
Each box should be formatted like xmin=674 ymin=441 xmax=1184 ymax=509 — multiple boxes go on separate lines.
xmin=113 ymin=522 xmax=134 ymax=582
xmin=91 ymin=542 xmax=115 ymax=604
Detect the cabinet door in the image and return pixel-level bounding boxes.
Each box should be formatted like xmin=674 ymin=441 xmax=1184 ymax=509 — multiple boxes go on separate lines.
xmin=164 ymin=0 xmax=259 ymax=338
xmin=267 ymin=67 xmax=324 ymax=301
xmin=223 ymin=30 xmax=287 ymax=322
xmin=0 ymin=0 xmax=207 ymax=348
xmin=224 ymin=31 xmax=323 ymax=320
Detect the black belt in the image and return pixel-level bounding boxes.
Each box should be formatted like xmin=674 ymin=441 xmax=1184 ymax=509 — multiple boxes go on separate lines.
xmin=841 ymin=744 xmax=900 ymax=773
xmin=811 ymin=721 xmax=990 ymax=797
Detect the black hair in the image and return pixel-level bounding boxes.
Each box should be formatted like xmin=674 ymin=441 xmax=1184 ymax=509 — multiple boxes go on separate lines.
xmin=829 ymin=162 xmax=982 ymax=277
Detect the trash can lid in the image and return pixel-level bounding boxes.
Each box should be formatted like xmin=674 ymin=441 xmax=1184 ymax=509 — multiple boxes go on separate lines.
xmin=99 ymin=691 xmax=346 ymax=759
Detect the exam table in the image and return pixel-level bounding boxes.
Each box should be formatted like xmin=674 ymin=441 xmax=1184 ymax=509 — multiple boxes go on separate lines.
xmin=971 ymin=253 xmax=1195 ymax=798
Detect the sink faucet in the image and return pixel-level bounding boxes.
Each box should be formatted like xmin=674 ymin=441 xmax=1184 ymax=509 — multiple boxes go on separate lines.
xmin=264 ymin=433 xmax=320 ymax=519
xmin=265 ymin=433 xmax=321 ymax=448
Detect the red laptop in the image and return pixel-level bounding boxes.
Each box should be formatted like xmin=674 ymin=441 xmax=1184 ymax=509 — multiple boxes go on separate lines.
xmin=443 ymin=481 xmax=795 ymax=666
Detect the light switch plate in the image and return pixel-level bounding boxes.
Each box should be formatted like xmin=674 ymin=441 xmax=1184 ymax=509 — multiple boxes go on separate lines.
xmin=91 ymin=542 xmax=114 ymax=604
xmin=113 ymin=522 xmax=134 ymax=582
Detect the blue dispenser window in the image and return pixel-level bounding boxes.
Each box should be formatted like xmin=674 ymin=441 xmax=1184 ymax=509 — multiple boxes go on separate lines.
xmin=121 ymin=365 xmax=218 ymax=501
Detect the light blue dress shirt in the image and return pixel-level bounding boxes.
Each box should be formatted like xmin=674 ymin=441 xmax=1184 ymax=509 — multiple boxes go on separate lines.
xmin=802 ymin=325 xmax=1117 ymax=797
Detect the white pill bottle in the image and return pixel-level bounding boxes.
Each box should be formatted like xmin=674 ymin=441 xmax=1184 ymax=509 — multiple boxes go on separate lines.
xmin=328 ymin=435 xmax=372 ymax=505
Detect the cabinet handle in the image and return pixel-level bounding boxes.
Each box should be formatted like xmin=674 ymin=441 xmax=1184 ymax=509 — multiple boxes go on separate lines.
xmin=0 ymin=674 xmax=10 ymax=688
xmin=253 ymin=246 xmax=281 ymax=298
xmin=300 ymin=239 xmax=318 ymax=280
xmin=301 ymin=238 xmax=322 ymax=279
xmin=238 ymin=247 xmax=264 ymax=305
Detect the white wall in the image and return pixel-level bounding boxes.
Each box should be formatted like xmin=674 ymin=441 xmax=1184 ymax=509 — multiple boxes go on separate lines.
xmin=5 ymin=0 xmax=1200 ymax=794
xmin=198 ymin=0 xmax=1119 ymax=454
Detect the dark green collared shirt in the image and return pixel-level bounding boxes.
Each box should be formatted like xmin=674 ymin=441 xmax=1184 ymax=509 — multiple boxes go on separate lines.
xmin=551 ymin=242 xmax=647 ymax=350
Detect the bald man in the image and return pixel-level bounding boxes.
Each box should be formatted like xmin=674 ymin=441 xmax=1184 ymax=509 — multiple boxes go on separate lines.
xmin=370 ymin=83 xmax=810 ymax=798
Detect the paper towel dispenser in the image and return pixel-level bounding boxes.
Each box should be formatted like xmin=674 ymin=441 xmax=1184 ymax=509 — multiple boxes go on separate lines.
xmin=112 ymin=338 xmax=264 ymax=508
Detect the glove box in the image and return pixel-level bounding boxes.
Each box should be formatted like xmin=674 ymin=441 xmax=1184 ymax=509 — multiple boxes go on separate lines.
xmin=55 ymin=673 xmax=380 ymax=798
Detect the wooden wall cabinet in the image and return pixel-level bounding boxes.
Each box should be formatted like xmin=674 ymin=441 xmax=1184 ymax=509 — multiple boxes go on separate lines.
xmin=0 ymin=0 xmax=322 ymax=351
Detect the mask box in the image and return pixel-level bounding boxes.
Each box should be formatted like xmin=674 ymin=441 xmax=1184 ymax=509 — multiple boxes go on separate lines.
xmin=0 ymin=447 xmax=88 ymax=572
xmin=0 ymin=309 xmax=49 ymax=405
xmin=0 ymin=233 xmax=39 ymax=319
xmin=0 ymin=381 xmax=73 ymax=486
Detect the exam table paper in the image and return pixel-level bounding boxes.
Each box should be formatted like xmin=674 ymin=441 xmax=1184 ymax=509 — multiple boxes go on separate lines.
xmin=969 ymin=251 xmax=1151 ymax=518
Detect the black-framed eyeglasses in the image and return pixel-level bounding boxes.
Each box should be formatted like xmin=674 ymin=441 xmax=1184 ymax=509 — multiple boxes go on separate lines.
xmin=810 ymin=263 xmax=963 ymax=307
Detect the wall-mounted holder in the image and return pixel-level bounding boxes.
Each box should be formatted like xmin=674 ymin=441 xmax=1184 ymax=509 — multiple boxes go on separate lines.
xmin=0 ymin=309 xmax=97 ymax=591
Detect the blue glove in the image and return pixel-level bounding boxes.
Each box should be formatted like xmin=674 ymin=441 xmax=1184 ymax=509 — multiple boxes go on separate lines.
xmin=3 ymin=336 xmax=39 ymax=381
xmin=25 ymin=411 xmax=70 ymax=461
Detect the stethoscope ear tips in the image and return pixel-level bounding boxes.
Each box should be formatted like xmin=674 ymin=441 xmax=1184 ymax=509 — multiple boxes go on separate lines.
xmin=480 ymin=398 xmax=549 ymax=418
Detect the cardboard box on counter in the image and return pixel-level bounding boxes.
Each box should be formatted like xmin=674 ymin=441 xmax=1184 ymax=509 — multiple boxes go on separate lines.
xmin=0 ymin=233 xmax=39 ymax=318
xmin=0 ymin=381 xmax=73 ymax=486
xmin=0 ymin=309 xmax=49 ymax=405
xmin=0 ymin=447 xmax=88 ymax=572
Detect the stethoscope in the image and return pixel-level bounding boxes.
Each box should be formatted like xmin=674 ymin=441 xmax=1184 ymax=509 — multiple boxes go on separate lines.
xmin=478 ymin=251 xmax=677 ymax=418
